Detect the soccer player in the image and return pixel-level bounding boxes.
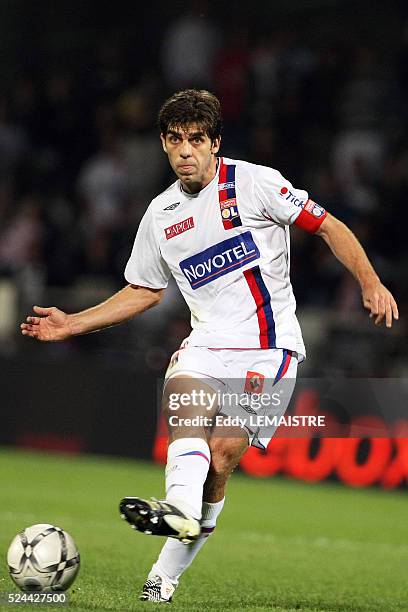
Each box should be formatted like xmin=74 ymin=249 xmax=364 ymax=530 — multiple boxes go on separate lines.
xmin=21 ymin=90 xmax=398 ymax=604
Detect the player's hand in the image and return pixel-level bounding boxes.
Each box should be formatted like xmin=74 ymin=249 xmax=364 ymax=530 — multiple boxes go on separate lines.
xmin=20 ymin=306 xmax=72 ymax=341
xmin=362 ymin=282 xmax=399 ymax=328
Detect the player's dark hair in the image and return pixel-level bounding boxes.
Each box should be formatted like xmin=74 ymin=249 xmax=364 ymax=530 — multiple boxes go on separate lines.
xmin=158 ymin=89 xmax=222 ymax=143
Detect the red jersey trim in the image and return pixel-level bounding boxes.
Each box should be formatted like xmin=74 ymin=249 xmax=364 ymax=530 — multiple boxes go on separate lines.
xmin=294 ymin=202 xmax=327 ymax=233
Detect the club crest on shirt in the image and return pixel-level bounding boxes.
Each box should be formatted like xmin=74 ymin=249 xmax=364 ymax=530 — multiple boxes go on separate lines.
xmin=220 ymin=198 xmax=237 ymax=210
xmin=220 ymin=198 xmax=240 ymax=221
xmin=165 ymin=216 xmax=194 ymax=240
xmin=218 ymin=161 xmax=242 ymax=229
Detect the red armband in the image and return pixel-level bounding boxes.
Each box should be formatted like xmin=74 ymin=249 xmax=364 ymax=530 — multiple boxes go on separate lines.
xmin=294 ymin=199 xmax=327 ymax=233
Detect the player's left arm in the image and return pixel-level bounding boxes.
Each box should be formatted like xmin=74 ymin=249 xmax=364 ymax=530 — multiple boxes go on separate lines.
xmin=315 ymin=213 xmax=399 ymax=327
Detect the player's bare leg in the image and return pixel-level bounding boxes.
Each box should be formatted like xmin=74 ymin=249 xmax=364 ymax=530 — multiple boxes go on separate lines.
xmin=204 ymin=428 xmax=248 ymax=502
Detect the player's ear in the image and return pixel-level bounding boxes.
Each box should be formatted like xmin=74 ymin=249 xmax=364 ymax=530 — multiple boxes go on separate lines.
xmin=211 ymin=136 xmax=221 ymax=155
xmin=160 ymin=133 xmax=167 ymax=153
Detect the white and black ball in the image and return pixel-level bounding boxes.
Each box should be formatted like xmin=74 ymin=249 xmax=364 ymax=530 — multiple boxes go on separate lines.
xmin=7 ymin=524 xmax=80 ymax=592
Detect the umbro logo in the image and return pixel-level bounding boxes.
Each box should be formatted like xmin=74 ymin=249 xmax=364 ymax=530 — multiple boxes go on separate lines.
xmin=164 ymin=202 xmax=180 ymax=210
xmin=239 ymin=403 xmax=258 ymax=415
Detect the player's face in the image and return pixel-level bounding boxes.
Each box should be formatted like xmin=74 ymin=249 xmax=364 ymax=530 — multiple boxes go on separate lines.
xmin=161 ymin=124 xmax=220 ymax=194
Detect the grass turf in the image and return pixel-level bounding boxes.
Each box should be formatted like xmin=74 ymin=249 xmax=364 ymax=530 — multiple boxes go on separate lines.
xmin=0 ymin=448 xmax=407 ymax=611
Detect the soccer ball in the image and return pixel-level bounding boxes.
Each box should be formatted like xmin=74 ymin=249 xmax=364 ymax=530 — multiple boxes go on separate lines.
xmin=7 ymin=524 xmax=80 ymax=592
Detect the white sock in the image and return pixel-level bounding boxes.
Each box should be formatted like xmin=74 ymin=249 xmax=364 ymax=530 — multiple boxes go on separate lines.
xmin=151 ymin=498 xmax=225 ymax=585
xmin=165 ymin=438 xmax=210 ymax=520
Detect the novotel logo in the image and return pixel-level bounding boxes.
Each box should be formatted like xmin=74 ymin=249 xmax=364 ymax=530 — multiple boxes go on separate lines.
xmin=179 ymin=231 xmax=260 ymax=289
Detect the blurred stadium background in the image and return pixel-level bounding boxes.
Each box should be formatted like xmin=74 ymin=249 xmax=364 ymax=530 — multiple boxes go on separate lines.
xmin=0 ymin=0 xmax=407 ymax=472
xmin=1 ymin=2 xmax=408 ymax=609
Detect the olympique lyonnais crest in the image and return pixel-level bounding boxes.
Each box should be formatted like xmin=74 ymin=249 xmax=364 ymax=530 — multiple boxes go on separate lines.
xmin=244 ymin=371 xmax=265 ymax=394
xmin=218 ymin=159 xmax=242 ymax=229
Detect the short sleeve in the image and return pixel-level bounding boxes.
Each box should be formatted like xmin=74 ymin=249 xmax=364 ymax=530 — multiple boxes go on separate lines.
xmin=124 ymin=206 xmax=171 ymax=289
xmin=255 ymin=166 xmax=327 ymax=233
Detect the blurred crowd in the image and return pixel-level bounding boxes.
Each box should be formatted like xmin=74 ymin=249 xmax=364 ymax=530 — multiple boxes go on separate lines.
xmin=0 ymin=5 xmax=407 ymax=375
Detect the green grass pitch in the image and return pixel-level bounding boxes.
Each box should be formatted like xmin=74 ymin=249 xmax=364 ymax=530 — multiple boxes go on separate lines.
xmin=1 ymin=448 xmax=408 ymax=611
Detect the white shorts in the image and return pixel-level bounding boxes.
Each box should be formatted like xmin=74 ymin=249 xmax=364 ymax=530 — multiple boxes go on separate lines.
xmin=164 ymin=342 xmax=298 ymax=450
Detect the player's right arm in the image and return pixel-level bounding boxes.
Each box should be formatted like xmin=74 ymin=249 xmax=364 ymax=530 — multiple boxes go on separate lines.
xmin=20 ymin=284 xmax=164 ymax=341
xmin=22 ymin=201 xmax=171 ymax=342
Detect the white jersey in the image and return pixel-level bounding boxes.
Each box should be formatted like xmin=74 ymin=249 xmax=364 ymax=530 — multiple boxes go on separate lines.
xmin=125 ymin=157 xmax=327 ymax=359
